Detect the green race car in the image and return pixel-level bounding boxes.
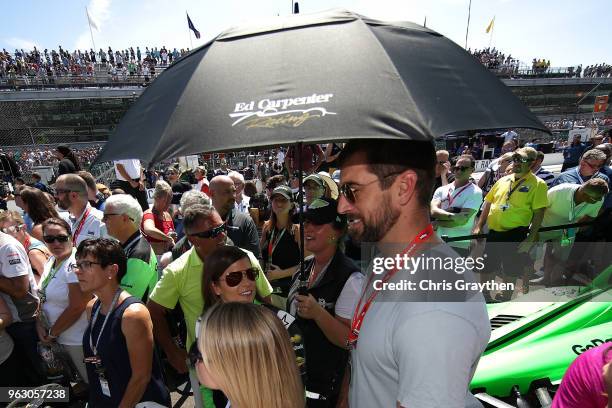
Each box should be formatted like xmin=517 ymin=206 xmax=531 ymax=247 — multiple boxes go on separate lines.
xmin=471 ymin=265 xmax=612 ymax=407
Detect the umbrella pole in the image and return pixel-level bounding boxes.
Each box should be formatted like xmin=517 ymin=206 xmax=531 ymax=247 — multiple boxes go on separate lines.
xmin=296 ymin=142 xmax=308 ymax=294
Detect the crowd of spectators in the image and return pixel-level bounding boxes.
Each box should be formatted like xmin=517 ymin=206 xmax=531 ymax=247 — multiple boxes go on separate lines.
xmin=543 ymin=117 xmax=612 ymax=130
xmin=0 ymin=45 xmax=191 ymax=84
xmin=0 ymin=145 xmax=103 ymax=177
xmin=469 ymin=47 xmax=520 ymax=72
xmin=0 ymin=136 xmax=610 ymax=406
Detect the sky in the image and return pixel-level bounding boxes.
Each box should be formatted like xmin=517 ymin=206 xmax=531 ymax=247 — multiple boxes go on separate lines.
xmin=0 ymin=0 xmax=609 ymax=68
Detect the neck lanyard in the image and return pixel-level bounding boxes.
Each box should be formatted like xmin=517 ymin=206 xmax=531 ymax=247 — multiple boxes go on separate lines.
xmin=72 ymin=207 xmax=91 ymax=246
xmin=89 ymin=289 xmax=121 ymax=358
xmin=506 ymin=175 xmax=527 ymax=204
xmin=24 ymin=235 xmax=31 ymax=251
xmin=39 ymin=255 xmax=70 ymax=302
xmin=347 ymin=224 xmax=434 ymax=349
xmin=446 ymin=183 xmax=471 ymax=208
xmin=267 ymin=227 xmax=286 ymax=262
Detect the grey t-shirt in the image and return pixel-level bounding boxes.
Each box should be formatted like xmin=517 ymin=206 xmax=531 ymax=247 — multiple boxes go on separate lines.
xmin=348 ymin=243 xmax=490 ymax=408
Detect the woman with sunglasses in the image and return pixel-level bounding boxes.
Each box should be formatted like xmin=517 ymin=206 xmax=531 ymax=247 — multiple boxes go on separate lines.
xmin=0 ymin=210 xmax=50 ymax=283
xmin=287 ymin=198 xmax=362 ymax=407
xmin=260 ymin=185 xmax=302 ymax=299
xmin=20 ymin=186 xmax=60 ymax=241
xmin=141 ymin=180 xmax=176 ymax=255
xmin=36 ymin=218 xmax=90 ymax=383
xmin=193 ymin=302 xmax=304 ymax=408
xmin=201 ymin=246 xmax=306 ymax=399
xmin=75 ymin=238 xmax=170 ymax=408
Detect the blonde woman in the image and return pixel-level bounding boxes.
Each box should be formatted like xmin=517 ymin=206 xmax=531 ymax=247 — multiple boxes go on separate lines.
xmin=193 ymin=302 xmax=304 ymax=408
xmin=141 ymin=180 xmax=176 ymax=255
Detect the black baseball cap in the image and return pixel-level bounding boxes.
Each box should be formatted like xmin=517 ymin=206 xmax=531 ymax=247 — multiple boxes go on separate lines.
xmin=303 ymin=197 xmax=346 ymax=226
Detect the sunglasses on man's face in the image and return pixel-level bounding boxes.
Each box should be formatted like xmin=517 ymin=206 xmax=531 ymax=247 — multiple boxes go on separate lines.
xmin=339 ymin=172 xmax=402 ymax=204
xmin=43 ymin=235 xmax=70 ymax=244
xmin=511 ymin=156 xmax=532 ymax=164
xmin=188 ymin=223 xmax=226 ymax=239
xmin=218 ymin=267 xmax=259 ymax=287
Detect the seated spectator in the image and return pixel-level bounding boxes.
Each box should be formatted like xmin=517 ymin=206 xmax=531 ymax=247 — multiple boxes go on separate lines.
xmin=141 ymin=180 xmax=175 ymax=256
xmin=193 ymin=302 xmax=304 ymax=408
xmin=553 ymin=149 xmax=609 ymax=187
xmin=37 ymin=218 xmax=90 ymax=383
xmin=0 ymin=211 xmax=50 ymax=282
xmin=531 ymin=151 xmax=555 ymax=187
xmin=75 ymin=238 xmax=170 ymax=407
xmin=20 ymin=187 xmax=60 ymax=241
xmin=538 ymin=179 xmax=608 ymax=285
xmin=552 ymin=342 xmax=611 ymax=408
xmin=431 ymin=155 xmax=483 ymax=256
xmin=103 ymin=194 xmax=158 ymax=301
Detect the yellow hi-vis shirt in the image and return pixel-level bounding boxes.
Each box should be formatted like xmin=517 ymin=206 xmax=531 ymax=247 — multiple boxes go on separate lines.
xmin=485 ymin=172 xmax=549 ymax=232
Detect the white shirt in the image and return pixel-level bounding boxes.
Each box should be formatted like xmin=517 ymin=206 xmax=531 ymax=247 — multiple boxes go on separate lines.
xmin=39 ymin=251 xmax=88 ymax=346
xmin=114 ymin=159 xmax=141 ymax=181
xmin=234 ymin=195 xmax=250 ymax=214
xmin=540 ymin=183 xmax=603 ymax=241
xmin=0 ymin=232 xmax=38 ymax=322
xmin=276 ymin=151 xmax=285 ymax=166
xmin=432 ymin=182 xmax=483 ymax=249
xmin=335 ymin=272 xmax=364 ymax=319
xmin=502 ymin=130 xmax=518 ymax=143
xmin=70 ymin=203 xmax=107 ymax=247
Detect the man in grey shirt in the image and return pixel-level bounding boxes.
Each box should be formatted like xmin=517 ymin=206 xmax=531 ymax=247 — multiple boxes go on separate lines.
xmin=337 ymin=139 xmax=490 ymax=408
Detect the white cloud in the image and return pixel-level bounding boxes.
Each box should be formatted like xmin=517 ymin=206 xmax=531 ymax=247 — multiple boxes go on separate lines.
xmin=4 ymin=37 xmax=39 ymax=51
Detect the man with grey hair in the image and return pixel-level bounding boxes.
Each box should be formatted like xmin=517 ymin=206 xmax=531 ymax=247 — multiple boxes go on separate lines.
xmin=228 ymin=170 xmax=250 ymax=213
xmin=103 ymin=194 xmax=158 ymax=301
xmin=54 ymin=174 xmax=106 ymax=246
xmin=552 ymin=149 xmax=610 ymax=187
xmin=147 ymin=204 xmax=272 ymax=376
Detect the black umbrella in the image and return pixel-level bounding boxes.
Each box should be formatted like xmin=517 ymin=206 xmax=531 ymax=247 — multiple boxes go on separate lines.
xmin=95 ymin=8 xmax=547 ymax=165
xmin=94 ymin=9 xmax=549 ymax=294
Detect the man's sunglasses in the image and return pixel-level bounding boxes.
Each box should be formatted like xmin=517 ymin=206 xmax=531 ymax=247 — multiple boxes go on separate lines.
xmin=511 ymin=156 xmax=533 ymax=164
xmin=217 ymin=268 xmax=259 ymax=287
xmin=339 ymin=172 xmax=402 ymax=204
xmin=188 ymin=223 xmax=226 ymax=239
xmin=43 ymin=235 xmax=70 ymax=243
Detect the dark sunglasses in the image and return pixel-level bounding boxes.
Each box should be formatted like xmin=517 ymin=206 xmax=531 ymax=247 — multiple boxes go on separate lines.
xmin=339 ymin=172 xmax=402 ymax=204
xmin=43 ymin=235 xmax=70 ymax=244
xmin=188 ymin=223 xmax=226 ymax=239
xmin=511 ymin=156 xmax=532 ymax=164
xmin=453 ymin=166 xmax=472 ymax=172
xmin=218 ymin=267 xmax=259 ymax=287
xmin=188 ymin=342 xmax=203 ymax=367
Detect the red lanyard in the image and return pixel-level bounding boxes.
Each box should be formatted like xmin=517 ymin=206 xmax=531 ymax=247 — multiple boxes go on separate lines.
xmin=267 ymin=228 xmax=286 ymax=260
xmin=347 ymin=224 xmax=434 ymax=349
xmin=446 ymin=184 xmax=471 ymax=208
xmin=72 ymin=207 xmax=91 ymax=246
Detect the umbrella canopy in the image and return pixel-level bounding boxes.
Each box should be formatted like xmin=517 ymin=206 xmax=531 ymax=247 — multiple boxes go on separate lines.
xmin=95 ymin=8 xmax=547 ymax=165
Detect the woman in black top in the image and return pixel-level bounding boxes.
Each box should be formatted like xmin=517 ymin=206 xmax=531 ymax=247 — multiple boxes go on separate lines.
xmin=55 ymin=145 xmax=81 ymax=175
xmin=260 ymin=185 xmax=302 ymax=298
xmin=75 ymin=239 xmax=170 ymax=408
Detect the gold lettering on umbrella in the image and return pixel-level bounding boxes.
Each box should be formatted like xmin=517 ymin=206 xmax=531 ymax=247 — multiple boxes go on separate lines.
xmin=244 ymin=111 xmax=321 ymax=128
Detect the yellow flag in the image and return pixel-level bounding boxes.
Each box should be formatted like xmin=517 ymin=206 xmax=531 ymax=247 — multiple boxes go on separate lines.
xmin=486 ymin=17 xmax=495 ymax=34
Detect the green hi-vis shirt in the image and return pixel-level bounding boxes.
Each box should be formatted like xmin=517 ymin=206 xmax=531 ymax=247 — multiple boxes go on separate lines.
xmin=120 ymin=232 xmax=158 ymax=302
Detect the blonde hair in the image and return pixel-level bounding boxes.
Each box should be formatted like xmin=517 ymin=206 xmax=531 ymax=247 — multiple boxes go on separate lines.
xmin=197 ymin=303 xmax=304 ymax=408
xmin=153 ymin=180 xmax=172 ymax=199
xmin=0 ymin=210 xmax=24 ymax=226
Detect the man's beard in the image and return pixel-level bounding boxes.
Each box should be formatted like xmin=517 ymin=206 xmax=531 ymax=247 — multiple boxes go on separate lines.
xmin=352 ymin=199 xmax=400 ymax=243
xmin=57 ymin=196 xmax=70 ymax=210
